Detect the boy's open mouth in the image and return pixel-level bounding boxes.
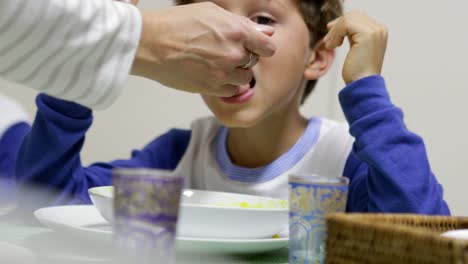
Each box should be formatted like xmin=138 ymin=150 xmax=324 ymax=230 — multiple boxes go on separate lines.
xmin=249 ymin=77 xmax=256 ymax=89
xmin=224 ymin=77 xmax=255 ymax=98
xmin=219 ymin=77 xmax=256 ymax=103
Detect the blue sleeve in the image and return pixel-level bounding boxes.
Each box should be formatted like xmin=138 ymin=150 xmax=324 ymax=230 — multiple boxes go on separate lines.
xmin=0 ymin=122 xmax=30 ymax=202
xmin=340 ymin=76 xmax=450 ymax=215
xmin=0 ymin=122 xmax=30 ymax=178
xmin=16 ymin=94 xmax=191 ymax=210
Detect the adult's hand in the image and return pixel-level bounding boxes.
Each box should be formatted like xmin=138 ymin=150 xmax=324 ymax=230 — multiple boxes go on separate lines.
xmin=131 ymin=2 xmax=276 ymax=97
xmin=116 ymin=0 xmax=139 ymax=4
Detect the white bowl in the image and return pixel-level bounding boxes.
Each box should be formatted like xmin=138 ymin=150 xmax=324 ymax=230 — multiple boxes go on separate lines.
xmin=88 ymin=187 xmax=288 ymax=239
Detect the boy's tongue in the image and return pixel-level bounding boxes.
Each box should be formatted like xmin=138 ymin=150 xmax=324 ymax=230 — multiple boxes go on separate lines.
xmin=221 ymin=83 xmax=249 ymax=99
xmin=236 ymin=84 xmax=250 ymax=96
xmin=223 ymin=77 xmax=255 ymax=98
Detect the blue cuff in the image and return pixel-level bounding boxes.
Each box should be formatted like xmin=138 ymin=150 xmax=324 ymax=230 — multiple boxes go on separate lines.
xmin=339 ymin=75 xmax=393 ymax=125
xmin=38 ymin=94 xmax=92 ymax=120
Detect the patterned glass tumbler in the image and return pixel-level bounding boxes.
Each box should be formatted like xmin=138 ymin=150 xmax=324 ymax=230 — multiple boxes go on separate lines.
xmin=113 ymin=168 xmax=184 ymax=264
xmin=289 ymin=174 xmax=349 ymax=264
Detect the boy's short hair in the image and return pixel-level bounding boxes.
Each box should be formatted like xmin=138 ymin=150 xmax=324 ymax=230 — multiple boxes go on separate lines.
xmin=174 ymin=0 xmax=343 ymax=104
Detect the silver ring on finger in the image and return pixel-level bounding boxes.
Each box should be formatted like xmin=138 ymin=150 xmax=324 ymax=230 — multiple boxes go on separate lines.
xmin=241 ymin=52 xmax=259 ymax=69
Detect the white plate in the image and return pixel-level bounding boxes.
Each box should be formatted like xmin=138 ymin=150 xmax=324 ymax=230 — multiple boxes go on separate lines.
xmin=34 ymin=205 xmax=288 ymax=254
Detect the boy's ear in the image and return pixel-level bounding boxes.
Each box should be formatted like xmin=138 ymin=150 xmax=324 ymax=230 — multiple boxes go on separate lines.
xmin=304 ymin=41 xmax=335 ymax=80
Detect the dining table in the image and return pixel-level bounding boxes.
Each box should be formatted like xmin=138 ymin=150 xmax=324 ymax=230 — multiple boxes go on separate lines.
xmin=0 ymin=206 xmax=289 ymax=264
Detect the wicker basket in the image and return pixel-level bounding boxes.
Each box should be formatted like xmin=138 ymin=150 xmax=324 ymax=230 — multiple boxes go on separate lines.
xmin=326 ymin=213 xmax=468 ymax=264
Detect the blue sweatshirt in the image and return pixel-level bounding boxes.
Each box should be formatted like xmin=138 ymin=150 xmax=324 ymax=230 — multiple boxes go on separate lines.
xmin=15 ymin=76 xmax=450 ymax=215
xmin=0 ymin=122 xmax=30 ymax=202
xmin=1 ymin=123 xmax=30 ymax=178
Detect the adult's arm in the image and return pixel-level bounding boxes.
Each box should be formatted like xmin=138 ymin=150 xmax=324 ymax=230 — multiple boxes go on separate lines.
xmin=0 ymin=0 xmax=141 ymax=110
xmin=1 ymin=1 xmax=278 ymax=108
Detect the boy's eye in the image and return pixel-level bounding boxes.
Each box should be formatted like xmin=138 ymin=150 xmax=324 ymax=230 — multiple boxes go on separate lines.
xmin=251 ymin=16 xmax=275 ymax=25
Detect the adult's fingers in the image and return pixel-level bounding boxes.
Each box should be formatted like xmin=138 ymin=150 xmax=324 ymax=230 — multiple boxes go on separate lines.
xmin=243 ymin=21 xmax=276 ymax=57
xmin=227 ymin=68 xmax=253 ymax=86
xmin=216 ymin=84 xmax=242 ymax=97
xmin=238 ymin=52 xmax=259 ymax=69
xmin=254 ymin=24 xmax=275 ymax=37
xmin=115 ymin=0 xmax=138 ymax=4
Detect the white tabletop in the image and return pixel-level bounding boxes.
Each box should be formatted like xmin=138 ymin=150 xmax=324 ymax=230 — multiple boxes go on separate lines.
xmin=0 ymin=220 xmax=289 ymax=264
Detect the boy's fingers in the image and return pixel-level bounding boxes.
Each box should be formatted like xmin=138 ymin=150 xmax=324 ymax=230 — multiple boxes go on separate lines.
xmin=324 ymin=17 xmax=345 ymax=48
xmin=330 ymin=19 xmax=349 ymax=41
xmin=324 ymin=18 xmax=349 ymax=49
xmin=243 ymin=22 xmax=277 ymax=57
xmin=323 ymin=34 xmax=337 ymax=50
xmin=324 ymin=36 xmax=345 ymax=50
xmin=331 ymin=36 xmax=345 ymax=49
xmin=327 ymin=18 xmax=340 ymax=29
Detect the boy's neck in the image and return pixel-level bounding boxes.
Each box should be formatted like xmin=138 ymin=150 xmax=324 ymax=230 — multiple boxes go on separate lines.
xmin=226 ymin=111 xmax=308 ymax=168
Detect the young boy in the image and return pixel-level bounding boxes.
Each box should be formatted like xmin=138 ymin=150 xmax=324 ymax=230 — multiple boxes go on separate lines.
xmin=0 ymin=94 xmax=30 ymax=210
xmin=16 ymin=0 xmax=449 ymax=215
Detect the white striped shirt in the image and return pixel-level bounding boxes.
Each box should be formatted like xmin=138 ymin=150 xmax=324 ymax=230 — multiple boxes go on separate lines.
xmin=175 ymin=117 xmax=353 ymax=200
xmin=0 ymin=0 xmax=142 ymax=110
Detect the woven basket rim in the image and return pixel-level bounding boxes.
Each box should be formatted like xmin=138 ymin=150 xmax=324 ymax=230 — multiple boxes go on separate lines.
xmin=327 ymin=212 xmax=468 ymax=246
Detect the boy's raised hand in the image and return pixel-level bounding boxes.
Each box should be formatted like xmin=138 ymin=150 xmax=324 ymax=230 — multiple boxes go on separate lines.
xmin=323 ymin=12 xmax=388 ymax=84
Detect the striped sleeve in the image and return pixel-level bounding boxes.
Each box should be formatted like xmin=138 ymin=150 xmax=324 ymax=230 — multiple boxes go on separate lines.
xmin=0 ymin=0 xmax=142 ymax=110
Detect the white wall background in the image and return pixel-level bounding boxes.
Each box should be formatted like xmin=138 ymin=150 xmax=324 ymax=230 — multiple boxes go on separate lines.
xmin=1 ymin=0 xmax=467 ymax=215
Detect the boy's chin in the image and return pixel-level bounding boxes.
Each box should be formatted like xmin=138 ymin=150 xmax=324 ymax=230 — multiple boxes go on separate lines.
xmin=213 ymin=112 xmax=261 ymax=128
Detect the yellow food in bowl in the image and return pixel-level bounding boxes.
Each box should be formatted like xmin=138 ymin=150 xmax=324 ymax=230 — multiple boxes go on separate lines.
xmin=215 ymin=200 xmax=288 ymax=209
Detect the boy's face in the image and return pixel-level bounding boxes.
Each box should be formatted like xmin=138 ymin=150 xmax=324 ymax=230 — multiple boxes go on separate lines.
xmin=198 ymin=0 xmax=332 ymax=127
